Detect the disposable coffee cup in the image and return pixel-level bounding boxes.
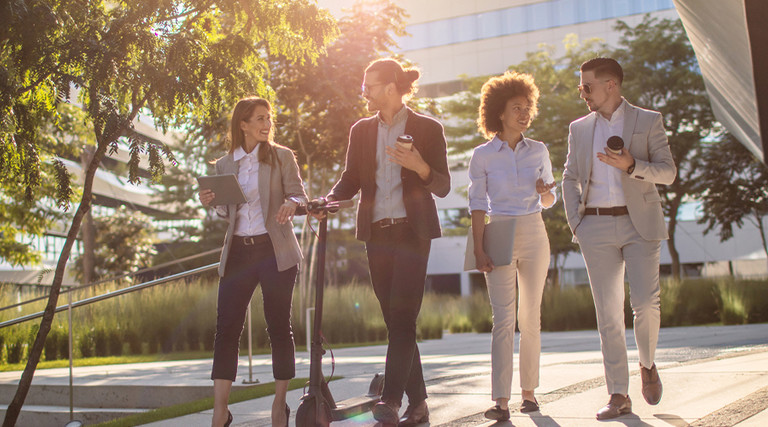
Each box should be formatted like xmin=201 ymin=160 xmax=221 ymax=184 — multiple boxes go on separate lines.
xmin=607 ymin=135 xmax=624 ymax=155
xmin=396 ymin=135 xmax=413 ymax=151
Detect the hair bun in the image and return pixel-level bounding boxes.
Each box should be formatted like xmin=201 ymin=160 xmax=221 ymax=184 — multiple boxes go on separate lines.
xmin=404 ymin=69 xmax=421 ymax=83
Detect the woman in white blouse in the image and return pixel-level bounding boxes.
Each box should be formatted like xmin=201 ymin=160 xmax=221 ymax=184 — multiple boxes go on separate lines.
xmin=468 ymin=72 xmax=556 ymax=420
xmin=199 ymin=97 xmax=307 ymax=427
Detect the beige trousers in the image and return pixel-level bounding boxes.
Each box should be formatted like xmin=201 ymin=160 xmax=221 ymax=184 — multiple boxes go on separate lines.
xmin=574 ymin=214 xmax=661 ymax=395
xmin=485 ymin=212 xmax=550 ymax=399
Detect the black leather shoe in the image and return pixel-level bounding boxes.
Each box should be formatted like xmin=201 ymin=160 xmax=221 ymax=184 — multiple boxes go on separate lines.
xmin=596 ymin=394 xmax=631 ymax=420
xmin=520 ymin=398 xmax=539 ymax=413
xmin=223 ymin=410 xmax=233 ymax=427
xmin=484 ymin=405 xmax=510 ymax=421
xmin=640 ymin=363 xmax=663 ymax=405
xmin=284 ymin=403 xmax=290 ymax=427
xmin=373 ymin=400 xmax=401 ymax=424
xmin=399 ymin=400 xmax=429 ymax=426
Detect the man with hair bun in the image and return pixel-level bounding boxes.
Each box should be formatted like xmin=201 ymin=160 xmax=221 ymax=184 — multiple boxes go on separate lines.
xmin=326 ymin=57 xmax=450 ymax=426
xmin=563 ymin=57 xmax=676 ymax=420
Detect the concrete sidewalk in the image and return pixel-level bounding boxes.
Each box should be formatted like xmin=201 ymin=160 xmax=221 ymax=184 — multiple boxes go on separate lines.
xmin=1 ymin=324 xmax=767 ymax=426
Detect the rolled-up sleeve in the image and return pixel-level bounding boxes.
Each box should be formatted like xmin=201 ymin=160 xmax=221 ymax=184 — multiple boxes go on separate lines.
xmin=468 ymin=150 xmax=489 ymax=212
xmin=540 ymin=145 xmax=558 ymax=207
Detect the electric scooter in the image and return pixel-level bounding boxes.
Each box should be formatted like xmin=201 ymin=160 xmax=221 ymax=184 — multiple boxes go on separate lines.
xmin=295 ymin=199 xmax=385 ymax=427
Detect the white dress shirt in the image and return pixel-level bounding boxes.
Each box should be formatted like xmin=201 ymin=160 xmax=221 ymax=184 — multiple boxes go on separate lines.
xmin=232 ymin=146 xmax=267 ymax=236
xmin=468 ymin=135 xmax=556 ymax=215
xmin=586 ymin=100 xmax=627 ymax=208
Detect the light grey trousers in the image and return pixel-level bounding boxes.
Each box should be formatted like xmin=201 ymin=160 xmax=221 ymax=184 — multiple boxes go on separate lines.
xmin=486 ymin=212 xmax=550 ymax=400
xmin=575 ymin=214 xmax=661 ymax=395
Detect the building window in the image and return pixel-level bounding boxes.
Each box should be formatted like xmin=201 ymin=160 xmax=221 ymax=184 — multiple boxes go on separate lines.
xmin=394 ymin=0 xmax=675 ymax=51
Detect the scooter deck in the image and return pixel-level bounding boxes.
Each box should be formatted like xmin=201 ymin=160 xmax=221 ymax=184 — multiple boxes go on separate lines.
xmin=330 ymin=395 xmax=381 ymax=421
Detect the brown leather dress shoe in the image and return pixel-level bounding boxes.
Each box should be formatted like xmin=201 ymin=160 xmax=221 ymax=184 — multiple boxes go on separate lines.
xmin=373 ymin=400 xmax=401 ymax=424
xmin=596 ymin=394 xmax=632 ymax=420
xmin=398 ymin=400 xmax=429 ymax=426
xmin=484 ymin=405 xmax=510 ymax=421
xmin=641 ymin=363 xmax=663 ymax=405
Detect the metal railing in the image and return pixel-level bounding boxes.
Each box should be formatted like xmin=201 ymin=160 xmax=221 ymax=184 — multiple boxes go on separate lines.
xmin=0 ymin=262 xmax=219 ymax=329
xmin=0 ymin=254 xmax=276 ymax=423
xmin=0 ymin=248 xmax=222 ymax=313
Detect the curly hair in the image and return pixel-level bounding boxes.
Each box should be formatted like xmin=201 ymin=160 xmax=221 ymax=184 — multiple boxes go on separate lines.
xmin=365 ymin=58 xmax=421 ymax=100
xmin=477 ymin=71 xmax=540 ymax=140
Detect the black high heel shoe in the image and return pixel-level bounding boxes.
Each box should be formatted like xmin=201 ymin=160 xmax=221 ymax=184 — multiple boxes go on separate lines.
xmin=284 ymin=403 xmax=290 ymax=427
xmin=224 ymin=410 xmax=233 ymax=427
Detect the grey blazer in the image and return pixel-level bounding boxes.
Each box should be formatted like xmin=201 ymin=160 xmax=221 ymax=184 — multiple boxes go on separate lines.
xmin=562 ymin=100 xmax=677 ymax=241
xmin=214 ymin=145 xmax=307 ymax=276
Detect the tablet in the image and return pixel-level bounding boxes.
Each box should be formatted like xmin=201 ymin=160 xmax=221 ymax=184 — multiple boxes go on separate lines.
xmin=196 ymin=174 xmax=247 ymax=206
xmin=463 ymin=218 xmax=516 ymax=271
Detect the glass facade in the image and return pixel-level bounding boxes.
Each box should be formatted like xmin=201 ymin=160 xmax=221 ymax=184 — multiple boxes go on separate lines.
xmin=395 ymin=0 xmax=674 ymax=51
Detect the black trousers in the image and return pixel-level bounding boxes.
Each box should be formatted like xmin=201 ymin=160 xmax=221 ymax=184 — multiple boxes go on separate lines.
xmin=366 ymin=222 xmax=431 ymax=405
xmin=211 ymin=234 xmax=298 ymax=381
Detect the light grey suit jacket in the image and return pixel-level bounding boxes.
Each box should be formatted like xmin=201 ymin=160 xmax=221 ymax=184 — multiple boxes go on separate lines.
xmin=214 ymin=145 xmax=307 ymax=276
xmin=562 ymin=99 xmax=677 ymax=241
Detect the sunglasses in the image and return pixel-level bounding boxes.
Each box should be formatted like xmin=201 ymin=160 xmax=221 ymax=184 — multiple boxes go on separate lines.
xmin=577 ymin=79 xmax=612 ymax=95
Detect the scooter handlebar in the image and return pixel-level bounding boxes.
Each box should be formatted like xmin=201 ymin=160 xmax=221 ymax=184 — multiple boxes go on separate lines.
xmin=294 ymin=198 xmax=354 ymax=216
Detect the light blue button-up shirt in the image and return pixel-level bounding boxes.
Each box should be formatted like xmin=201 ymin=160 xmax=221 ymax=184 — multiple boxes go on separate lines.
xmin=468 ymin=135 xmax=556 ymax=215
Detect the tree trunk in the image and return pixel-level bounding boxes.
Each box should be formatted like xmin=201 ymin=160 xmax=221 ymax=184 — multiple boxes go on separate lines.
xmin=3 ymin=97 xmax=144 ymax=425
xmin=3 ymin=140 xmax=109 ymax=427
xmin=551 ymin=253 xmax=561 ymax=288
xmin=81 ymin=210 xmax=96 ymax=284
xmin=666 ymin=199 xmax=681 ymax=281
xmin=753 ymin=210 xmax=768 ymax=267
xmin=80 ymin=147 xmax=96 ymax=285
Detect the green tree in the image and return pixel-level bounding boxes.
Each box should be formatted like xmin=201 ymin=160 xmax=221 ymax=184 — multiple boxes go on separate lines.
xmin=72 ymin=206 xmax=157 ymax=282
xmin=441 ymin=35 xmax=608 ymax=286
xmin=697 ymin=135 xmax=768 ymax=260
xmin=613 ymin=16 xmax=717 ymax=280
xmin=0 ymin=1 xmax=336 ymax=424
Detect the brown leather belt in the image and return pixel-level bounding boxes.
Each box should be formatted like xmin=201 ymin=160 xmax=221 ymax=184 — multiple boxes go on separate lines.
xmin=233 ymin=234 xmax=270 ymax=245
xmin=373 ymin=217 xmax=408 ymax=228
xmin=584 ymin=206 xmax=629 ymax=216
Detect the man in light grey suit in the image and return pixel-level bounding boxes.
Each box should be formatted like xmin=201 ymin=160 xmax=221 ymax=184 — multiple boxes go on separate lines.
xmin=562 ymin=58 xmax=676 ymax=420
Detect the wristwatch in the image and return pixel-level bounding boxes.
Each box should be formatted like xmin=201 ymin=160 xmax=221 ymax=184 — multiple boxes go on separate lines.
xmin=287 ymin=196 xmax=304 ymax=206
xmin=626 ymin=160 xmax=636 ymax=175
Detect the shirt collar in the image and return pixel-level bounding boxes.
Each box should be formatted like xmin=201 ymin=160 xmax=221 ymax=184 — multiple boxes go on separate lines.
xmin=490 ymin=134 xmax=529 ymax=151
xmin=598 ymin=98 xmax=627 ymax=125
xmin=377 ymin=105 xmax=409 ymax=126
xmin=233 ymin=146 xmax=258 ymax=162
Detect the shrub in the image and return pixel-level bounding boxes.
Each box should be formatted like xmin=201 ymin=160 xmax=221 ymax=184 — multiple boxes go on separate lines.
xmin=124 ymin=330 xmax=143 ymax=355
xmin=78 ymin=331 xmax=94 ymax=358
xmin=44 ymin=328 xmax=60 ymax=361
xmin=108 ymin=330 xmax=123 ymax=356
xmin=467 ymin=292 xmax=493 ymax=333
xmin=7 ymin=338 xmax=25 ymax=364
xmin=540 ymin=284 xmax=596 ymax=331
xmin=57 ymin=329 xmax=70 ymax=360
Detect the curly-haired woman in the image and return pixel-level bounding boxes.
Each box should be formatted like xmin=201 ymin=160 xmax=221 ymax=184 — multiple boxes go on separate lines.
xmin=468 ymin=71 xmax=556 ymax=420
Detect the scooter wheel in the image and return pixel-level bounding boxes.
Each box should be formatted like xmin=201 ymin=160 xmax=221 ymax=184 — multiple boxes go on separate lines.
xmin=295 ymin=395 xmax=331 ymax=427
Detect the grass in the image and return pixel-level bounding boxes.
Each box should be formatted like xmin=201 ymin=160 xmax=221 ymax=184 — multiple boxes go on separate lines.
xmin=0 ymin=351 xmax=223 ymax=372
xmin=93 ymin=377 xmax=312 ymax=427
xmin=0 ymin=339 xmax=392 ymax=372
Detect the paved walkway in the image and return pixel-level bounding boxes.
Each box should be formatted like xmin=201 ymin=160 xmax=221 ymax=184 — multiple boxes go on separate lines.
xmin=1 ymin=324 xmax=767 ymax=426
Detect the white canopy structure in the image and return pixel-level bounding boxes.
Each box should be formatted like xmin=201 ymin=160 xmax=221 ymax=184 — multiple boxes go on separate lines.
xmin=674 ymin=0 xmax=768 ymax=163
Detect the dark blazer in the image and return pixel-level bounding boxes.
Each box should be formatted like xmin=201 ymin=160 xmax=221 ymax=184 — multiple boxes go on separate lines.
xmin=329 ymin=108 xmax=451 ymax=241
